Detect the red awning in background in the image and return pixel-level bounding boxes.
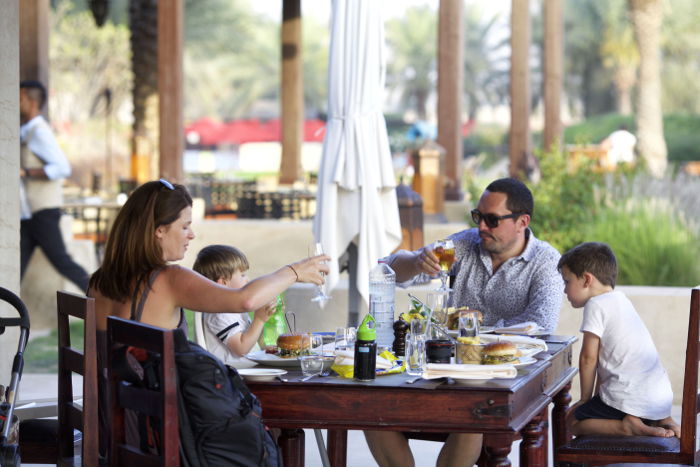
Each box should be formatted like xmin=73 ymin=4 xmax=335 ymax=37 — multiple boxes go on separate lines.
xmin=185 ymin=118 xmax=326 ymax=146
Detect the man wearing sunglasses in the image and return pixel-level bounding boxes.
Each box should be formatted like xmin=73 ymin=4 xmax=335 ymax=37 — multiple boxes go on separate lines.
xmin=366 ymin=177 xmax=564 ymax=467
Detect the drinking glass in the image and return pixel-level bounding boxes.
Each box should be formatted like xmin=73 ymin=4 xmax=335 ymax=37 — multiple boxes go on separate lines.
xmin=310 ymin=333 xmax=334 ymax=376
xmin=405 ymin=333 xmax=426 ymax=376
xmin=300 ymin=333 xmax=324 ymax=378
xmin=309 ymin=242 xmax=331 ymax=303
xmin=299 ymin=355 xmax=323 ymax=378
xmin=458 ymin=310 xmax=480 ymax=338
xmin=334 ymin=327 xmax=357 ymax=352
xmin=426 ymin=291 xmax=450 ymax=327
xmin=433 ymin=239 xmax=455 ymax=292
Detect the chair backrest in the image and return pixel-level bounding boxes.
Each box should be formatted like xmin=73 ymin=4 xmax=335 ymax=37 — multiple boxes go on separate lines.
xmin=679 ymin=286 xmax=699 ymax=458
xmin=106 ymin=316 xmax=179 ymax=467
xmin=56 ymin=290 xmax=99 ymax=465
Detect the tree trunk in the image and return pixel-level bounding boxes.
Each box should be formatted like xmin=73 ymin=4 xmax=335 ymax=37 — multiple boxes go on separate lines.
xmin=614 ymin=65 xmax=636 ymax=115
xmin=628 ymin=0 xmax=667 ymax=176
xmin=129 ymin=0 xmax=159 ymax=182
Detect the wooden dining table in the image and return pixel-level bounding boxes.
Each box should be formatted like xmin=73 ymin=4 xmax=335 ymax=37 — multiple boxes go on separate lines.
xmin=247 ymin=335 xmax=577 ymax=467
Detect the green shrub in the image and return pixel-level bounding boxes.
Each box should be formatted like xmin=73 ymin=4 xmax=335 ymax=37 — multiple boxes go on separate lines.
xmin=564 ymin=113 xmax=700 ymax=162
xmin=582 ymin=199 xmax=700 ymax=286
xmin=527 ymin=146 xmax=604 ymax=252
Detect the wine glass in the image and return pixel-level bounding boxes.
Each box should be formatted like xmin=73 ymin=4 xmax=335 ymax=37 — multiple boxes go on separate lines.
xmin=433 ymin=239 xmax=455 ymax=292
xmin=309 ymin=242 xmax=331 ymax=303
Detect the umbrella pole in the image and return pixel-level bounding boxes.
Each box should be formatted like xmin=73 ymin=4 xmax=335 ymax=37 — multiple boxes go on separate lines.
xmin=346 ymin=242 xmax=360 ymax=327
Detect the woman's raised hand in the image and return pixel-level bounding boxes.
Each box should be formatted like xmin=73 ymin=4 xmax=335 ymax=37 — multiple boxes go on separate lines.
xmin=289 ymin=254 xmax=330 ymax=285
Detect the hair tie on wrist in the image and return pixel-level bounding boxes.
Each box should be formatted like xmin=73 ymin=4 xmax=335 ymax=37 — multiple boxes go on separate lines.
xmin=286 ymin=264 xmax=299 ymax=282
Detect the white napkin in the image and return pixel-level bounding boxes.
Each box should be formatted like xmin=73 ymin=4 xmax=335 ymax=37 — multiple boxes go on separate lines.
xmin=333 ymin=350 xmax=394 ymax=369
xmin=494 ymin=321 xmax=541 ymax=335
xmin=422 ymin=363 xmax=517 ymax=380
xmin=479 ymin=334 xmax=548 ymax=357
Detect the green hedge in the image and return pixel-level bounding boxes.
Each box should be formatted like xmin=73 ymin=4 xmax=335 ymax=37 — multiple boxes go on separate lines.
xmin=563 ymin=113 xmax=700 ymax=162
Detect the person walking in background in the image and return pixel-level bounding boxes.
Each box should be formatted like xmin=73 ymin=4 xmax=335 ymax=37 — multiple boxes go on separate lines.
xmin=559 ymin=242 xmax=680 ymax=438
xmin=19 ymin=80 xmax=89 ymax=292
xmin=193 ymin=244 xmax=275 ymax=368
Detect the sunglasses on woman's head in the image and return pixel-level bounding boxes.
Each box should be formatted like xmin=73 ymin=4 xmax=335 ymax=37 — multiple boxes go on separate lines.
xmin=159 ymin=178 xmax=174 ymax=190
xmin=470 ymin=209 xmax=522 ymax=229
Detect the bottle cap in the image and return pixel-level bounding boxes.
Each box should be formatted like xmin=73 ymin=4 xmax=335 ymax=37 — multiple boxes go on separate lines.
xmin=357 ymin=313 xmax=377 ymax=341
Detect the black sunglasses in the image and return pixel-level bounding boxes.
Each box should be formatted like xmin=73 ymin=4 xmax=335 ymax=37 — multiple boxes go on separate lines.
xmin=471 ymin=209 xmax=522 ymax=229
xmin=159 ymin=178 xmax=175 ymax=190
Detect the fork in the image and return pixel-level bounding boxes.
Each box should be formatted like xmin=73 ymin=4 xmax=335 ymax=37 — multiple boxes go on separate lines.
xmin=405 ymin=376 xmax=422 ymax=384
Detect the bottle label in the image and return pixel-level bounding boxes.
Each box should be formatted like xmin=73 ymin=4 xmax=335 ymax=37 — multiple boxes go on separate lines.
xmin=357 ymin=346 xmax=370 ymax=353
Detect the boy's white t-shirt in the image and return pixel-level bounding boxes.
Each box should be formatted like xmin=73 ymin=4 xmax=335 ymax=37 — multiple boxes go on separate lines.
xmin=580 ymin=290 xmax=672 ymax=420
xmin=203 ymin=312 xmax=259 ymax=368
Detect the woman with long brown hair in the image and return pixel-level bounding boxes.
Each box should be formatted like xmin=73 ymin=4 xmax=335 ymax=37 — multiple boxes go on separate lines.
xmin=89 ymin=179 xmax=328 ymax=331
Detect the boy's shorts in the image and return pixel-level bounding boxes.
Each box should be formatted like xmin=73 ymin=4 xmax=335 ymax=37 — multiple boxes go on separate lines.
xmin=574 ymin=396 xmax=653 ymax=425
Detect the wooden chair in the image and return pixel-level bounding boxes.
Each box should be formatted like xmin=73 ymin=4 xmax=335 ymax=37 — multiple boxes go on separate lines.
xmin=19 ymin=291 xmax=99 ymax=466
xmin=554 ymin=286 xmax=700 ymax=466
xmin=106 ymin=316 xmax=179 ymax=466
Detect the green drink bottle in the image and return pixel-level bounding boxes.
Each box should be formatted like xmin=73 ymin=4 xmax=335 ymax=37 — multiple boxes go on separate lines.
xmin=261 ymin=294 xmax=288 ymax=347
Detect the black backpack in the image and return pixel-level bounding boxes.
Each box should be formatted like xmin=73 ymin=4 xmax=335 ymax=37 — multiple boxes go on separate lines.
xmin=118 ymin=331 xmax=281 ymax=467
xmin=173 ymin=331 xmax=281 ymax=467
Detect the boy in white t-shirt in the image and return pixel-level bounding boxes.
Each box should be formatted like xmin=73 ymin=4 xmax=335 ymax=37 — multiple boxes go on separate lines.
xmin=193 ymin=244 xmax=275 ymax=368
xmin=558 ymin=242 xmax=680 ymax=438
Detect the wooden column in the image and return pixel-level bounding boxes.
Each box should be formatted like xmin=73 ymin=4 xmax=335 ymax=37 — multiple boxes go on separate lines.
xmin=280 ymin=0 xmax=303 ymax=185
xmin=509 ymin=0 xmax=531 ymax=179
xmin=158 ymin=0 xmax=184 ymax=182
xmin=543 ymin=0 xmax=563 ymax=152
xmin=437 ymin=0 xmax=463 ymax=201
xmin=19 ymin=0 xmax=49 ymax=93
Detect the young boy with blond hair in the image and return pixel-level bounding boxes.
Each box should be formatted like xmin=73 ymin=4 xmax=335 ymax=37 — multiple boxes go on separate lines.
xmin=558 ymin=242 xmax=680 ymax=438
xmin=193 ymin=244 xmax=274 ymax=368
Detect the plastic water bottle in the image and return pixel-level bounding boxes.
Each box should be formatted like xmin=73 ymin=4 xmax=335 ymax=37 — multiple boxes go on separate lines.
xmin=261 ymin=294 xmax=288 ymax=347
xmin=369 ymin=260 xmax=396 ymax=348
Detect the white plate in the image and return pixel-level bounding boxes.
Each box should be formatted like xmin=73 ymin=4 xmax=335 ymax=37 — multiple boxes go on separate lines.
xmin=497 ymin=330 xmax=550 ymax=337
xmin=246 ymin=350 xmax=301 ymax=367
xmin=238 ymin=368 xmax=287 ymax=382
xmin=513 ymin=356 xmax=537 ymax=368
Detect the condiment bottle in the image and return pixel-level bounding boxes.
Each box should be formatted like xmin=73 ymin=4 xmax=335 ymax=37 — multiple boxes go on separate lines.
xmin=354 ymin=314 xmax=377 ymax=381
xmin=392 ymin=318 xmax=409 ymax=357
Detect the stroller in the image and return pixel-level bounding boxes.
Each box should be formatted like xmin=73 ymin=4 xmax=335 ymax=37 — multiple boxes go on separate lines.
xmin=0 ymin=287 xmax=30 ymax=467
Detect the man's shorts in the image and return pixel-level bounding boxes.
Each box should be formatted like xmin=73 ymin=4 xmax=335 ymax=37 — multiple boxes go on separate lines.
xmin=574 ymin=396 xmax=653 ymax=425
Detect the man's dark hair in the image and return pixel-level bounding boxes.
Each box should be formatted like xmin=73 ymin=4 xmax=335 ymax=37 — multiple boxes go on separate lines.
xmin=20 ymin=80 xmax=47 ymax=109
xmin=558 ymin=242 xmax=618 ymax=288
xmin=484 ymin=177 xmax=534 ymax=217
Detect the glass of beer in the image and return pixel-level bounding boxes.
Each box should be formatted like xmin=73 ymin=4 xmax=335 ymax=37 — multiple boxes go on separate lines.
xmin=433 ymin=239 xmax=455 ymax=292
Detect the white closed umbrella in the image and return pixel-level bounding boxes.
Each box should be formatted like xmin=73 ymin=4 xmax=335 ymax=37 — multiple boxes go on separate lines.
xmin=313 ymin=0 xmax=402 ymax=318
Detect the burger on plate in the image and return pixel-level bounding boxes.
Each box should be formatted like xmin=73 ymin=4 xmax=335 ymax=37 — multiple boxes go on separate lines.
xmin=481 ymin=341 xmax=518 ymax=365
xmin=276 ymin=333 xmax=311 ymax=358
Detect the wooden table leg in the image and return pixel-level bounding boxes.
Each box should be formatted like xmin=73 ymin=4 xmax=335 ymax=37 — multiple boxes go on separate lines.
xmin=519 ymin=408 xmax=547 ymax=467
xmin=551 ymin=381 xmax=573 ymax=451
xmin=326 ymin=429 xmax=347 ymax=467
xmin=278 ymin=428 xmax=305 ymax=467
xmin=482 ymin=433 xmax=512 ymax=467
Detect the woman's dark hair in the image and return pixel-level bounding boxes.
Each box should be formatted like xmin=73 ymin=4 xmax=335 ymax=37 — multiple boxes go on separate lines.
xmin=90 ymin=180 xmax=193 ymax=301
xmin=558 ymin=242 xmax=618 ymax=288
xmin=485 ymin=177 xmax=534 ymax=217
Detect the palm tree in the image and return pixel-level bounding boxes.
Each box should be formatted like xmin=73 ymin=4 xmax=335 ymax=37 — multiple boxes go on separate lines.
xmin=628 ymin=0 xmax=667 ymax=176
xmin=462 ymin=5 xmax=509 ymax=120
xmin=385 ymin=5 xmax=437 ymax=120
xmin=599 ymin=0 xmax=638 ymax=115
